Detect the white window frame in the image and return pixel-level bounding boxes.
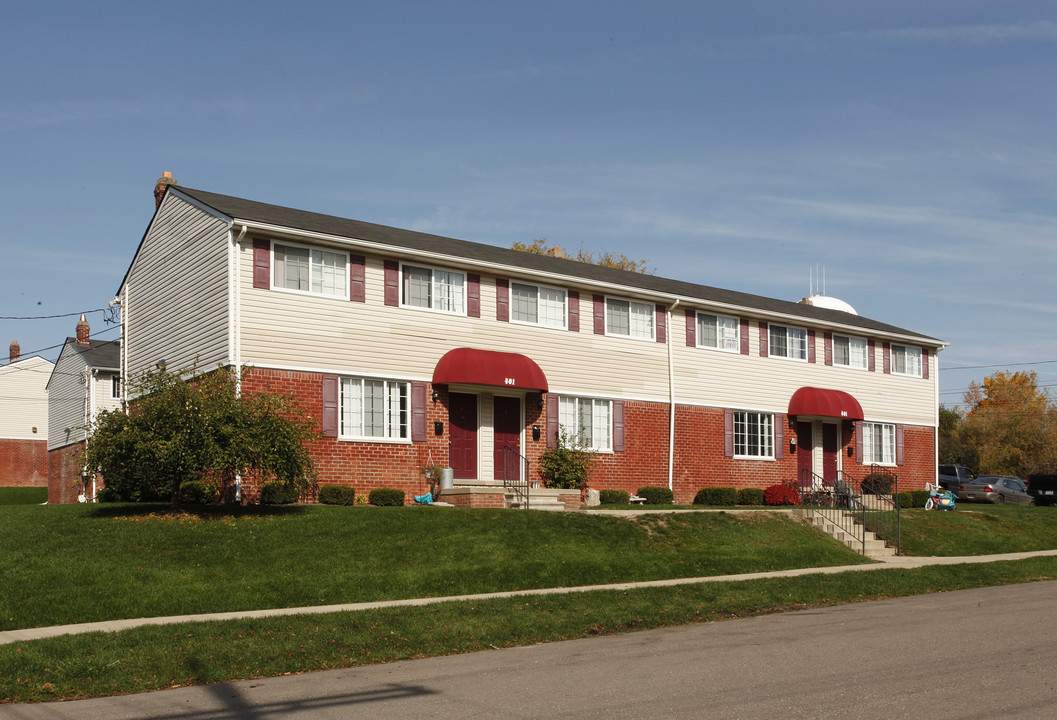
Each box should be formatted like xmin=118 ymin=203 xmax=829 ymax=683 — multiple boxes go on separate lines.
xmin=697 ymin=312 xmax=740 ymax=352
xmin=110 ymin=375 xmax=121 ymax=399
xmin=558 ymin=396 xmax=613 ymax=452
xmin=861 ymin=422 xmax=896 ymax=465
xmin=272 ymin=241 xmax=349 ymax=299
xmin=510 ymin=281 xmax=567 ymax=329
xmin=833 ymin=334 xmax=868 ymax=370
xmin=891 ymin=344 xmax=922 ymax=377
xmin=339 ymin=376 xmax=410 ymax=441
xmin=605 ymin=297 xmax=654 ymax=340
xmin=734 ymin=411 xmax=774 ymax=459
xmin=769 ymin=324 xmax=807 ymax=361
xmin=400 ymin=263 xmax=467 ymax=315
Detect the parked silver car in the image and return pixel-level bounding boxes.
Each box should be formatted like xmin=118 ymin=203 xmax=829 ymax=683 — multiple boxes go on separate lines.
xmin=957 ymin=475 xmax=1035 ymax=505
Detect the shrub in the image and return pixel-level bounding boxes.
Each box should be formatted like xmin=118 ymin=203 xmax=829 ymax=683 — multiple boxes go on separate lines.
xmin=896 ymin=489 xmax=931 ymax=508
xmin=539 ymin=429 xmax=594 ymax=490
xmin=179 ymin=480 xmax=218 ymax=505
xmin=693 ymin=487 xmax=739 ymax=506
xmin=763 ymin=484 xmax=801 ymax=506
xmin=318 ymin=485 xmax=355 ymax=505
xmin=259 ymin=480 xmax=299 ymax=505
xmin=599 ymin=489 xmax=630 ymax=505
xmin=861 ymin=472 xmax=895 ymax=495
xmin=369 ymin=487 xmax=405 ymax=506
xmin=97 ymin=487 xmax=120 ymax=503
xmin=737 ymin=488 xmax=765 ymax=506
xmin=637 ymin=486 xmax=674 ymax=504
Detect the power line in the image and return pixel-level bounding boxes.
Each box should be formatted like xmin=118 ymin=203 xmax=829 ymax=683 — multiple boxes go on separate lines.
xmin=942 ymin=359 xmax=1057 ymax=371
xmin=0 ymin=307 xmax=110 ymax=321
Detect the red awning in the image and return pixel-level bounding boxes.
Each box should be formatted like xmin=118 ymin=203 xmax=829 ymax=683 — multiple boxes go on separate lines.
xmin=788 ymin=387 xmax=864 ymax=421
xmin=432 ymin=348 xmax=549 ymax=392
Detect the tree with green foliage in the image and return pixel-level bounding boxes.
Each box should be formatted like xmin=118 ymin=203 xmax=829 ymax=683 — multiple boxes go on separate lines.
xmin=85 ymin=365 xmax=317 ymax=508
xmin=512 ymin=237 xmax=653 ymax=274
xmin=938 ymin=405 xmax=978 ymax=469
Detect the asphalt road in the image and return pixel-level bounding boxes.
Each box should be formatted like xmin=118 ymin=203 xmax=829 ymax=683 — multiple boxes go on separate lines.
xmin=7 ymin=580 xmax=1057 ymax=719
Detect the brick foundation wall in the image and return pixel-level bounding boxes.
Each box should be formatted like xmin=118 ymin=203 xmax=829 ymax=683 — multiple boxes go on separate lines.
xmin=0 ymin=438 xmax=48 ymax=487
xmin=48 ymin=443 xmax=92 ymax=504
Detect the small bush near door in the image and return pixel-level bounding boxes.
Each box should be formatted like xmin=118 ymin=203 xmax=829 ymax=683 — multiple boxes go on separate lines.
xmin=179 ymin=481 xmax=218 ymax=505
xmin=693 ymin=487 xmax=738 ymax=506
xmin=260 ymin=481 xmax=299 ymax=505
xmin=896 ymin=489 xmax=931 ymax=508
xmin=369 ymin=487 xmax=405 ymax=506
xmin=599 ymin=489 xmax=630 ymax=505
xmin=763 ymin=484 xmax=801 ymax=506
xmin=637 ymin=486 xmax=674 ymax=504
xmin=319 ymin=485 xmax=355 ymax=505
xmin=737 ymin=488 xmax=766 ymax=505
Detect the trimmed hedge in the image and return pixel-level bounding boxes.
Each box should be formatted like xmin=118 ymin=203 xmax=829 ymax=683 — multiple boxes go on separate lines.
xmin=259 ymin=481 xmax=299 ymax=505
xmin=318 ymin=485 xmax=356 ymax=505
xmin=599 ymin=489 xmax=631 ymax=505
xmin=693 ymin=487 xmax=738 ymax=506
xmin=763 ymin=484 xmax=801 ymax=506
xmin=637 ymin=486 xmax=674 ymax=505
xmin=369 ymin=487 xmax=405 ymax=507
xmin=737 ymin=487 xmax=766 ymax=506
xmin=896 ymin=489 xmax=932 ymax=508
xmin=179 ymin=481 xmax=218 ymax=505
xmin=862 ymin=472 xmax=896 ymax=495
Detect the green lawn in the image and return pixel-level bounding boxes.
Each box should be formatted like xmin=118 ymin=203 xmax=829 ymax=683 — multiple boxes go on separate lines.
xmin=899 ymin=504 xmax=1057 ymax=555
xmin=0 ymin=487 xmax=47 ymax=505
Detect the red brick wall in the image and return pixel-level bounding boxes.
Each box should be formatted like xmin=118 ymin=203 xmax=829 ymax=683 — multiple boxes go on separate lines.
xmin=48 ymin=442 xmax=88 ymax=504
xmin=0 ymin=438 xmax=48 ymax=487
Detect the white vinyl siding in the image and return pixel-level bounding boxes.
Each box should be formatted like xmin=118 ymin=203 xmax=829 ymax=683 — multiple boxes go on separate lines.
xmin=834 ymin=334 xmax=867 ymax=369
xmin=273 ymin=243 xmax=347 ymax=298
xmin=862 ymin=422 xmax=895 ymax=465
xmin=401 ymin=264 xmax=466 ymax=314
xmin=0 ymin=356 xmax=52 ymax=442
xmin=892 ymin=344 xmax=922 ymax=377
xmin=340 ymin=377 xmax=408 ymax=440
xmin=511 ymin=282 xmax=566 ymax=329
xmin=769 ymin=324 xmax=807 ymax=361
xmin=734 ymin=411 xmax=774 ymax=459
xmin=559 ymin=396 xmax=612 ymax=451
xmin=606 ymin=297 xmax=653 ymax=340
xmin=697 ymin=312 xmax=739 ymax=352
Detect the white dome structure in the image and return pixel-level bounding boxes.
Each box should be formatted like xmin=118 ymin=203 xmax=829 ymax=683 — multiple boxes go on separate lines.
xmin=799 ymin=295 xmax=858 ymax=315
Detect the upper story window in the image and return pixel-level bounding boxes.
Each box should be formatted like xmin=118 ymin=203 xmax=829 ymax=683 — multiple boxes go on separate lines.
xmin=273 ymin=242 xmax=348 ymax=298
xmin=769 ymin=324 xmax=807 ymax=361
xmin=606 ymin=297 xmax=654 ymax=340
xmin=734 ymin=411 xmax=774 ymax=459
xmin=512 ymin=282 xmax=567 ymax=329
xmin=111 ymin=375 xmax=121 ymax=399
xmin=861 ymin=422 xmax=895 ymax=465
xmin=833 ymin=334 xmax=868 ymax=369
xmin=697 ymin=312 xmax=739 ymax=352
xmin=340 ymin=376 xmax=408 ymax=440
xmin=402 ymin=264 xmax=466 ymax=314
xmin=559 ymin=396 xmax=612 ymax=451
xmin=892 ymin=344 xmax=922 ymax=377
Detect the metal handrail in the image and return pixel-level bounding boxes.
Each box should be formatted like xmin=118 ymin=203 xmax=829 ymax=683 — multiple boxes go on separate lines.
xmin=503 ymin=445 xmax=530 ymax=510
xmin=853 ymin=466 xmax=901 ymax=554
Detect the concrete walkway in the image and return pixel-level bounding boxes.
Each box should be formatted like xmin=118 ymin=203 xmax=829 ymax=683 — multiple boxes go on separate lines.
xmin=5 ymin=548 xmax=1057 ymax=647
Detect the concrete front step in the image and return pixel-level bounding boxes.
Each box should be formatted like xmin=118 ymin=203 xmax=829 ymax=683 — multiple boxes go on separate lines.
xmin=804 ymin=510 xmax=897 ymax=558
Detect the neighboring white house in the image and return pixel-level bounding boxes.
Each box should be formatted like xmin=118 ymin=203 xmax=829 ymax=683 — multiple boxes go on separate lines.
xmin=0 ymin=341 xmax=53 ymax=487
xmin=46 ymin=316 xmax=121 ymax=503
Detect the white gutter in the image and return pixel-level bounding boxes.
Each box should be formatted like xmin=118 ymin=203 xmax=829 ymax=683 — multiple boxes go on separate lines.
xmin=667 ymin=299 xmax=680 ymax=492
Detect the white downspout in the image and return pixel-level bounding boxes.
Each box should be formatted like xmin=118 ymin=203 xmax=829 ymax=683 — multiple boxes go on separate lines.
xmin=232 ymin=224 xmax=247 ymax=503
xmin=667 ymin=299 xmax=680 ymax=492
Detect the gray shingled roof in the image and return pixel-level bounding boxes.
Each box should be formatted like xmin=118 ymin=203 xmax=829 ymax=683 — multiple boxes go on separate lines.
xmin=169 ymin=186 xmax=942 ymax=345
xmin=68 ymin=338 xmax=120 ymax=369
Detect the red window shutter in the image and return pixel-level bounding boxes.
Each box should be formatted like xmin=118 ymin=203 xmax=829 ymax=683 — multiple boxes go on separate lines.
xmin=467 ymin=274 xmax=480 ymax=318
xmin=867 ymin=339 xmax=876 ymax=372
xmin=759 ymin=322 xmax=769 ymax=357
xmin=895 ymin=424 xmax=905 ymax=466
xmin=613 ymin=400 xmax=625 ymax=452
xmin=739 ymin=319 xmax=749 ymax=355
xmin=349 ymin=254 xmax=365 ymax=302
xmin=384 ymin=260 xmax=399 ymax=306
xmin=883 ymin=343 xmax=891 ymax=374
xmin=253 ymin=239 xmax=270 ymax=289
xmin=321 ymin=374 xmax=339 ymax=438
xmin=411 ymin=382 xmax=427 ymax=443
xmin=774 ymin=414 xmax=785 ymax=459
xmin=546 ymin=393 xmax=559 ymax=447
xmin=922 ymin=348 xmax=930 ymax=379
xmin=724 ymin=410 xmax=734 ymax=457
xmin=655 ymin=304 xmax=666 ymax=343
xmin=568 ymin=290 xmax=579 ymax=331
xmin=807 ymin=331 xmax=816 ymax=364
xmin=496 ymin=278 xmax=509 ymax=322
xmin=593 ymin=295 xmax=605 ymax=335
xmin=685 ymin=308 xmax=696 ymax=347
xmin=855 ymin=421 xmax=863 ymax=460
xmin=824 ymin=333 xmax=833 ymax=366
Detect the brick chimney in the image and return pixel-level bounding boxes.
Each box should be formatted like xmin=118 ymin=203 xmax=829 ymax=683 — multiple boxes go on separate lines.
xmin=76 ymin=315 xmax=90 ymax=345
xmin=154 ymin=171 xmax=178 ymax=209
xmin=8 ymin=340 xmax=19 ymax=363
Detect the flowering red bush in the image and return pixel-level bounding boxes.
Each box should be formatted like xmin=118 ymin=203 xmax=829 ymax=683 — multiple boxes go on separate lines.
xmin=763 ymin=484 xmax=801 ymax=506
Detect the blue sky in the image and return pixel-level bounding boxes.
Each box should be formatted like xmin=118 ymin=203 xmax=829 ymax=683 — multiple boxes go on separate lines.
xmin=2 ymin=1 xmax=1056 ymax=411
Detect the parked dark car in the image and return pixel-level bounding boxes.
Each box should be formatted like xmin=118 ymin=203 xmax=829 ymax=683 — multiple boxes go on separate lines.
xmin=938 ymin=465 xmax=975 ymax=491
xmin=956 ymin=475 xmax=1034 ymax=505
xmin=1026 ymin=474 xmax=1057 ymax=506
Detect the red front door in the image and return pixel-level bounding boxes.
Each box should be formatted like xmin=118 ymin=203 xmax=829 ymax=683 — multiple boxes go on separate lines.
xmin=448 ymin=393 xmax=478 ymax=480
xmin=493 ymin=396 xmax=521 ymax=481
xmin=796 ymin=422 xmax=813 ymax=487
xmin=822 ymin=423 xmax=838 ymax=485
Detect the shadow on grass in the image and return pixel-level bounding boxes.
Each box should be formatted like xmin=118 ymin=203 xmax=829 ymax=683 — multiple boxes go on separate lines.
xmin=86 ymin=503 xmax=309 ymax=519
